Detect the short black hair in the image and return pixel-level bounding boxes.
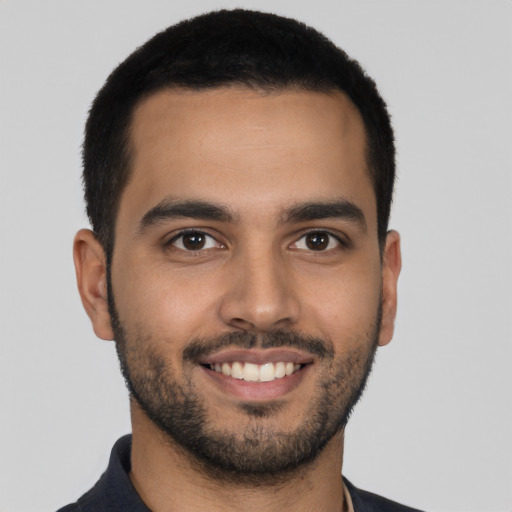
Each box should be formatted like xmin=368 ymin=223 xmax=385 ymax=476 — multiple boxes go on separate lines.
xmin=83 ymin=9 xmax=395 ymax=260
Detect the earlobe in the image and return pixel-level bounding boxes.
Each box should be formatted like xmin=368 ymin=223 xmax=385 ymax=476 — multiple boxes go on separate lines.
xmin=378 ymin=230 xmax=402 ymax=347
xmin=73 ymin=229 xmax=114 ymax=341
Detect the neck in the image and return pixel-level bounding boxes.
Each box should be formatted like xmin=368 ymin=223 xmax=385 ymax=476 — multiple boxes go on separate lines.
xmin=129 ymin=403 xmax=346 ymax=512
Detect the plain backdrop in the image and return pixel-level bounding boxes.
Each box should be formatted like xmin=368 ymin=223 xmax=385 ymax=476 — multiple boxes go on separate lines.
xmin=1 ymin=1 xmax=511 ymax=511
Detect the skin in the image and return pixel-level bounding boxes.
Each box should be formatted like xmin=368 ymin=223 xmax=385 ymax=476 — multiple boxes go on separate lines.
xmin=74 ymin=87 xmax=401 ymax=512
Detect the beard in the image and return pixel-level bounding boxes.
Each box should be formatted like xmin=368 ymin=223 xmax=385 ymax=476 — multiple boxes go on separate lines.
xmin=109 ymin=291 xmax=380 ymax=483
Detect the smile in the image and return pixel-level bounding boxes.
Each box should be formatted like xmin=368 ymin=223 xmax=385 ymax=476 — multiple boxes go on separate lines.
xmin=198 ymin=348 xmax=314 ymax=399
xmin=207 ymin=361 xmax=304 ymax=382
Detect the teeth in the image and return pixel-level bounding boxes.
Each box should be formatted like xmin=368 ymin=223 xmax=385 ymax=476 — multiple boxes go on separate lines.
xmin=221 ymin=362 xmax=231 ymax=377
xmin=231 ymin=361 xmax=244 ymax=379
xmin=275 ymin=362 xmax=286 ymax=378
xmin=209 ymin=361 xmax=304 ymax=382
xmin=259 ymin=363 xmax=275 ymax=382
xmin=243 ymin=362 xmax=259 ymax=381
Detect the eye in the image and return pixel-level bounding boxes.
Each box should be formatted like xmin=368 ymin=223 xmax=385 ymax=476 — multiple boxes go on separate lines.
xmin=291 ymin=231 xmax=342 ymax=251
xmin=169 ymin=231 xmax=223 ymax=251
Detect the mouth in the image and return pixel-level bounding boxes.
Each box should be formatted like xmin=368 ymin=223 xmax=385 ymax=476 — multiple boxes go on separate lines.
xmin=198 ymin=348 xmax=314 ymax=400
xmin=203 ymin=361 xmax=305 ymax=382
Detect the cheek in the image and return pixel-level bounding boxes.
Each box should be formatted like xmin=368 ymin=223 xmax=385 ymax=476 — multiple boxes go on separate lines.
xmin=112 ymin=260 xmax=224 ymax=344
xmin=299 ymin=263 xmax=381 ymax=345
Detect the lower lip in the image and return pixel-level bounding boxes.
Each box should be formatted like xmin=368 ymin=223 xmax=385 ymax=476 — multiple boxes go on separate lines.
xmin=201 ymin=365 xmax=311 ymax=401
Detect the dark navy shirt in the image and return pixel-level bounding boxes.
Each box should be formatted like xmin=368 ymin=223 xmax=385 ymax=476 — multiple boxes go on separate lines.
xmin=57 ymin=435 xmax=424 ymax=512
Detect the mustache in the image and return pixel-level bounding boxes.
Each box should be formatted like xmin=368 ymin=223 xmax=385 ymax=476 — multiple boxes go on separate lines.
xmin=182 ymin=329 xmax=334 ymax=363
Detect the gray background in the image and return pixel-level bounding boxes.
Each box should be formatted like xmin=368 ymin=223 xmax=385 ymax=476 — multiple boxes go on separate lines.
xmin=1 ymin=1 xmax=511 ymax=511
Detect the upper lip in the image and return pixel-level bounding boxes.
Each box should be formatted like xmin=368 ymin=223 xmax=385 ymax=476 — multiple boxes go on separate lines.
xmin=199 ymin=348 xmax=315 ymax=365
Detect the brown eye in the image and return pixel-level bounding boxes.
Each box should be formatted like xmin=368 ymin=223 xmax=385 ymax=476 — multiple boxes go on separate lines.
xmin=305 ymin=232 xmax=329 ymax=250
xmin=182 ymin=232 xmax=206 ymax=250
xmin=170 ymin=231 xmax=222 ymax=251
xmin=291 ymin=231 xmax=341 ymax=251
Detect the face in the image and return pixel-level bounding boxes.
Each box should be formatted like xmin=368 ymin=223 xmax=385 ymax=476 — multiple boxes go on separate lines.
xmin=75 ymin=87 xmax=401 ymax=480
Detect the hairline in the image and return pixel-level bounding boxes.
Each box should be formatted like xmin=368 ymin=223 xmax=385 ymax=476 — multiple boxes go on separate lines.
xmin=104 ymin=83 xmax=380 ymax=264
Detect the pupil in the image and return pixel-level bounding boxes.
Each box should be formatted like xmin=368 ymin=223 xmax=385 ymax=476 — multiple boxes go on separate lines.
xmin=183 ymin=232 xmax=205 ymax=250
xmin=306 ymin=232 xmax=328 ymax=250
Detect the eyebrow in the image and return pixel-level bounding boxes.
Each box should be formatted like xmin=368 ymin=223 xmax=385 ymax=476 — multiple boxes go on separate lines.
xmin=137 ymin=197 xmax=367 ymax=234
xmin=138 ymin=198 xmax=236 ymax=234
xmin=282 ymin=200 xmax=367 ymax=231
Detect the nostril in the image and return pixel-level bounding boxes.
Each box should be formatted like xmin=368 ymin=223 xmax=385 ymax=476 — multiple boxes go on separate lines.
xmin=228 ymin=317 xmax=256 ymax=331
xmin=218 ymin=280 xmax=301 ymax=332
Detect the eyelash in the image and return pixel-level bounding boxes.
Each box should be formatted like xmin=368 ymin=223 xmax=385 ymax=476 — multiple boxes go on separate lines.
xmin=165 ymin=229 xmax=349 ymax=253
xmin=293 ymin=230 xmax=349 ymax=251
xmin=165 ymin=229 xmax=223 ymax=252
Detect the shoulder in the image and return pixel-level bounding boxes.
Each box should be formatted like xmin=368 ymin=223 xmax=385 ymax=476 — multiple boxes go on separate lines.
xmin=55 ymin=435 xmax=141 ymax=512
xmin=344 ymin=478 xmax=425 ymax=512
xmin=56 ymin=501 xmax=84 ymax=512
xmin=56 ymin=506 xmax=78 ymax=512
xmin=55 ymin=475 xmax=110 ymax=512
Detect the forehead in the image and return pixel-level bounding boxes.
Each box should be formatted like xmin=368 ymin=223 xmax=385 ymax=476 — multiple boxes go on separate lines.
xmin=119 ymin=87 xmax=374 ymax=231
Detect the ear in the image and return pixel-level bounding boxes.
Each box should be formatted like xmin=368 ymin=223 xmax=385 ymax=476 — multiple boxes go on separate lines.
xmin=73 ymin=229 xmax=114 ymax=340
xmin=378 ymin=230 xmax=402 ymax=347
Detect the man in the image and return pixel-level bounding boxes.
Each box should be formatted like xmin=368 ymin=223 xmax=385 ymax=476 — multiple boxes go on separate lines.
xmin=60 ymin=8 xmax=421 ymax=512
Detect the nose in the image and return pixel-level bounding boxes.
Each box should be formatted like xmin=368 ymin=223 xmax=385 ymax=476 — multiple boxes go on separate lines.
xmin=218 ymin=248 xmax=300 ymax=332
